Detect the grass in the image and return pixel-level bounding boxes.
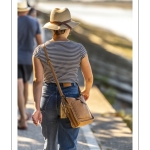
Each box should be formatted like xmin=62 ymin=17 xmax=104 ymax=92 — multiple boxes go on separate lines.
xmin=94 ymin=75 xmax=132 ymax=131
xmin=116 ymin=110 xmax=132 ymax=131
xmin=72 ymin=20 xmax=132 ymax=61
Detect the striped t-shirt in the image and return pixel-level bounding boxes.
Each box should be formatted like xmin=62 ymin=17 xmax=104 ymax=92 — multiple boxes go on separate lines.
xmin=33 ymin=40 xmax=87 ymax=83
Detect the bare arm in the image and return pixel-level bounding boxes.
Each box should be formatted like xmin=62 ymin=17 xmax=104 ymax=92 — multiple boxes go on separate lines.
xmin=32 ymin=56 xmax=43 ymax=126
xmin=35 ymin=34 xmax=42 ymax=45
xmin=80 ymin=54 xmax=93 ymax=100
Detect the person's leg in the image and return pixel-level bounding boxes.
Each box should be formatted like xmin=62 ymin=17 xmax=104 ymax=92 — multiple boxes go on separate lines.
xmin=18 ymin=78 xmax=27 ymax=128
xmin=19 ymin=65 xmax=33 ymax=121
xmin=40 ymin=83 xmax=59 ymax=150
xmin=58 ymin=83 xmax=80 ymax=150
xmin=23 ymin=81 xmax=31 ymax=121
xmin=24 ymin=81 xmax=29 ymax=106
xmin=41 ymin=111 xmax=58 ymax=150
xmin=23 ymin=65 xmax=32 ymax=106
xmin=58 ymin=118 xmax=80 ymax=150
xmin=18 ymin=64 xmax=29 ymax=127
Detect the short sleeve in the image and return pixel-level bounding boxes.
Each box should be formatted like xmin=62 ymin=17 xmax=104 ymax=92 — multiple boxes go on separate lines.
xmin=36 ymin=20 xmax=41 ymax=34
xmin=80 ymin=44 xmax=87 ymax=59
xmin=32 ymin=45 xmax=42 ymax=59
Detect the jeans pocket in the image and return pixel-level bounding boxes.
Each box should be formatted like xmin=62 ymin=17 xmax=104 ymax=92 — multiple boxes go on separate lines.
xmin=63 ymin=86 xmax=80 ymax=98
xmin=40 ymin=94 xmax=50 ymax=112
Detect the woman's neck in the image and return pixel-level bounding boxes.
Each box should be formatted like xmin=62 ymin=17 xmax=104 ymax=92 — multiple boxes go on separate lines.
xmin=52 ymin=35 xmax=68 ymax=41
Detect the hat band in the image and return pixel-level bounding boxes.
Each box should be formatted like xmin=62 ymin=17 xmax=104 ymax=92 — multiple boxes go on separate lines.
xmin=50 ymin=19 xmax=72 ymax=29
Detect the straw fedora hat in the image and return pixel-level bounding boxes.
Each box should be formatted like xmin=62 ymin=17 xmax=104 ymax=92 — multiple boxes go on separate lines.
xmin=43 ymin=8 xmax=79 ymax=30
xmin=18 ymin=1 xmax=30 ymax=12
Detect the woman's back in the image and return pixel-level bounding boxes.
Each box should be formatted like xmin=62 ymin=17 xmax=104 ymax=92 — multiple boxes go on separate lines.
xmin=33 ymin=40 xmax=87 ymax=83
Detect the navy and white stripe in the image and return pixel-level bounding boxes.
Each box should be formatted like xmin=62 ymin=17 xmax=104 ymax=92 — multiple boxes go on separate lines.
xmin=33 ymin=40 xmax=87 ymax=83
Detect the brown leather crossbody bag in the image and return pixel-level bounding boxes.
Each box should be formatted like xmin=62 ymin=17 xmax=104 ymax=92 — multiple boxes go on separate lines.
xmin=43 ymin=44 xmax=94 ymax=128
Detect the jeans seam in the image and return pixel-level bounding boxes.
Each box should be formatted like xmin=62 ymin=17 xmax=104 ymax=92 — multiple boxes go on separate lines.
xmin=42 ymin=94 xmax=52 ymax=112
xmin=56 ymin=93 xmax=59 ymax=115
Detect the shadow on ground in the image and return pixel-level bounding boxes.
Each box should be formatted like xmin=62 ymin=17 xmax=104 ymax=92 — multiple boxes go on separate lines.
xmin=90 ymin=113 xmax=132 ymax=150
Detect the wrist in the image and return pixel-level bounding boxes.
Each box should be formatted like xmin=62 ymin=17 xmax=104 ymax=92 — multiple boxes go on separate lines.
xmin=34 ymin=102 xmax=40 ymax=111
xmin=34 ymin=108 xmax=41 ymax=112
xmin=82 ymin=88 xmax=90 ymax=93
xmin=37 ymin=109 xmax=41 ymax=111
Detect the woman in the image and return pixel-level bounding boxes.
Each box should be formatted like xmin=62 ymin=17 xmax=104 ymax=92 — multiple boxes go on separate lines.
xmin=32 ymin=8 xmax=93 ymax=150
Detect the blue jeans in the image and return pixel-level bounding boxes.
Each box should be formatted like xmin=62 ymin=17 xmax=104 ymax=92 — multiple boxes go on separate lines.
xmin=40 ymin=82 xmax=80 ymax=150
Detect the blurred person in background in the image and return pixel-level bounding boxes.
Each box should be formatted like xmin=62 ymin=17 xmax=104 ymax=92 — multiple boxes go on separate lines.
xmin=27 ymin=1 xmax=37 ymax=18
xmin=32 ymin=7 xmax=93 ymax=150
xmin=18 ymin=0 xmax=42 ymax=130
xmin=28 ymin=7 xmax=37 ymax=18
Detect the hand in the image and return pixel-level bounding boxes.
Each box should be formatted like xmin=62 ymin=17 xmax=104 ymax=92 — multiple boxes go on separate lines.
xmin=81 ymin=90 xmax=90 ymax=101
xmin=32 ymin=110 xmax=42 ymax=126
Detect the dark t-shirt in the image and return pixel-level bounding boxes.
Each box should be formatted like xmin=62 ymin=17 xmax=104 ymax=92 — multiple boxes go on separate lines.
xmin=18 ymin=15 xmax=41 ymax=65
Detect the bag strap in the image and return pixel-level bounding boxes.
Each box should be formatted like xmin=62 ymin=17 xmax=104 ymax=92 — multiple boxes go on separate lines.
xmin=43 ymin=43 xmax=65 ymax=97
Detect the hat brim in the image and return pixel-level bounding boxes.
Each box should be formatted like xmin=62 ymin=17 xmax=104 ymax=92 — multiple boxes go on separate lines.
xmin=42 ymin=20 xmax=79 ymax=30
xmin=18 ymin=7 xmax=30 ymax=12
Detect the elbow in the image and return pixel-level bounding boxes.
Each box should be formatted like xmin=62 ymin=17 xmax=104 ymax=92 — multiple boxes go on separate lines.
xmin=85 ymin=75 xmax=93 ymax=83
xmin=33 ymin=78 xmax=43 ymax=85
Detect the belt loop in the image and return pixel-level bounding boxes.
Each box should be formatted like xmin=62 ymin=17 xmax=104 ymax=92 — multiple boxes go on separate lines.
xmin=72 ymin=83 xmax=76 ymax=86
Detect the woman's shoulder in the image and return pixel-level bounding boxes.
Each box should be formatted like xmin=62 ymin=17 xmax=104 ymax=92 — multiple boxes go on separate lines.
xmin=36 ymin=44 xmax=44 ymax=50
xmin=69 ymin=40 xmax=84 ymax=48
xmin=33 ymin=44 xmax=44 ymax=56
